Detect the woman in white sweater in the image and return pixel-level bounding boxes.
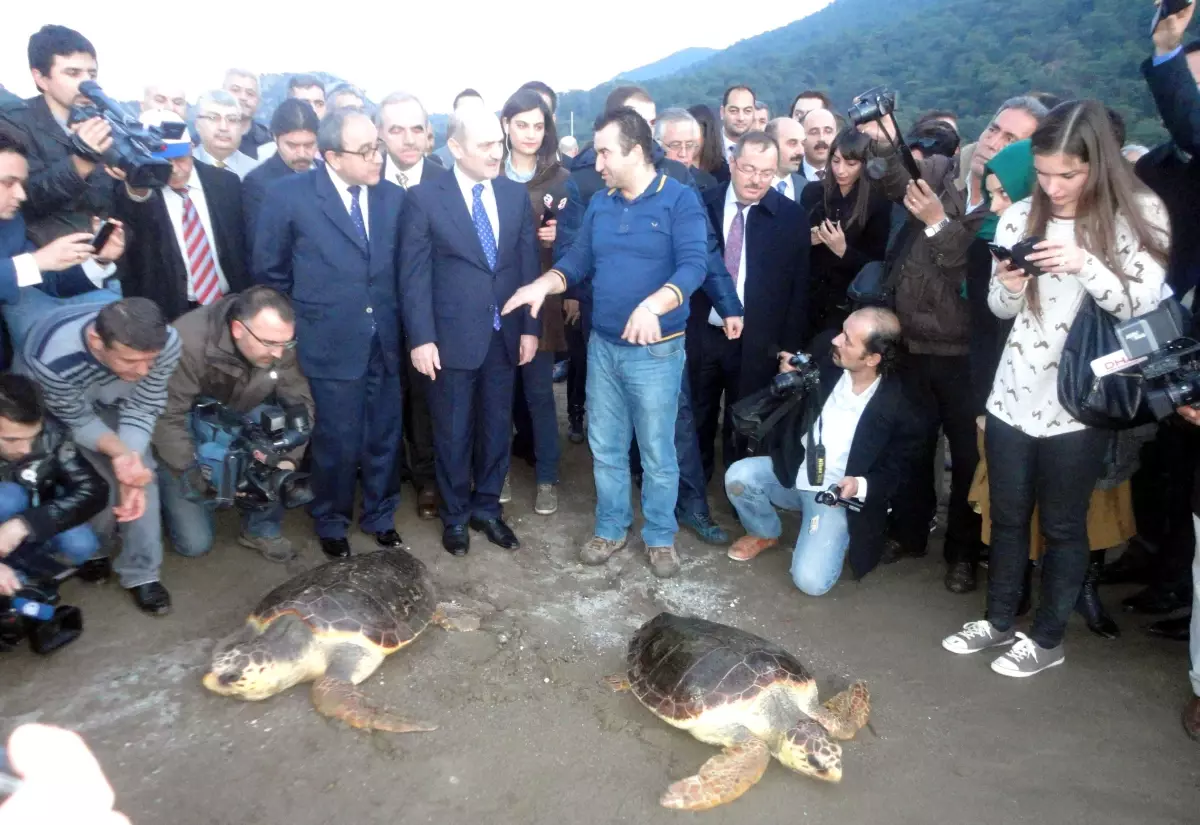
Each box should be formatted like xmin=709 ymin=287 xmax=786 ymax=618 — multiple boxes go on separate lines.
xmin=942 ymin=100 xmax=1171 ymax=677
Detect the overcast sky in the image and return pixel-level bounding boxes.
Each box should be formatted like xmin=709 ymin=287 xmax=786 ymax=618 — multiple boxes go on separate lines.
xmin=0 ymin=4 xmax=831 ymax=114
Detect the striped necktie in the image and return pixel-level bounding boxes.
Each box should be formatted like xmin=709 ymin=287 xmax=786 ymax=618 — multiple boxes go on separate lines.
xmin=174 ymin=188 xmax=223 ymax=305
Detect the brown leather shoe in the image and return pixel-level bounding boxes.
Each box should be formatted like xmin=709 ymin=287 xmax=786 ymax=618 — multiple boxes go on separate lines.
xmin=417 ymin=487 xmax=438 ymax=520
xmin=728 ymin=536 xmax=778 ymax=562
xmin=1183 ymin=696 xmax=1200 ymax=741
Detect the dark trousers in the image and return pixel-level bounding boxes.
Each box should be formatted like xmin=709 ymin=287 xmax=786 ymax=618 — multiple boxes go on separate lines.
xmin=400 ymin=358 xmax=436 ymax=490
xmin=985 ymin=414 xmax=1109 ymax=648
xmin=688 ymin=322 xmax=744 ymax=483
xmin=512 ymin=350 xmax=562 ymax=484
xmin=566 ymin=301 xmax=589 ymax=418
xmin=890 ymin=353 xmax=983 ymax=564
xmin=1131 ymin=422 xmax=1198 ymax=589
xmin=307 ymin=337 xmax=402 ymax=539
xmin=428 ymin=331 xmax=515 ymax=525
xmin=631 ymin=368 xmax=711 ymax=517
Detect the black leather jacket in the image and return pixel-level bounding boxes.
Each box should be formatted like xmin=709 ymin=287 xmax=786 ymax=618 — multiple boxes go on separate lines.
xmin=0 ymin=417 xmax=109 ymax=544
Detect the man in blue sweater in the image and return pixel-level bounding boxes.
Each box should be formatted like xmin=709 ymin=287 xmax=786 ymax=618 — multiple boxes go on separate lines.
xmin=503 ymin=108 xmax=707 ymax=578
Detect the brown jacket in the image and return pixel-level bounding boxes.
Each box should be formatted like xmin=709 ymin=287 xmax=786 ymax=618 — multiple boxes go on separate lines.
xmin=876 ymin=142 xmax=988 ymax=356
xmin=515 ymin=163 xmax=571 ymax=353
xmin=153 ymin=297 xmax=315 ymax=473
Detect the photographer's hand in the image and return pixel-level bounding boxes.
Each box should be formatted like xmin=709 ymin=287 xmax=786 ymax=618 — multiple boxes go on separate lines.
xmin=0 ymin=518 xmax=30 ymax=558
xmin=411 ymin=343 xmax=442 ymax=381
xmin=778 ymin=351 xmax=798 ymax=373
xmin=32 ymin=233 xmax=96 ymax=272
xmin=1154 ymin=0 xmax=1196 ymax=54
xmin=0 ymin=724 xmax=131 ymax=825
xmin=903 ymin=180 xmax=946 ymax=226
xmin=0 ymin=563 xmax=18 ymax=597
xmin=836 ymin=477 xmax=860 ymax=500
xmin=69 ymin=118 xmax=112 ymax=178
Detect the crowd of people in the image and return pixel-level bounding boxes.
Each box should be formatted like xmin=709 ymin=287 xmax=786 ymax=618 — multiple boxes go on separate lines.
xmin=0 ymin=3 xmax=1197 ymax=748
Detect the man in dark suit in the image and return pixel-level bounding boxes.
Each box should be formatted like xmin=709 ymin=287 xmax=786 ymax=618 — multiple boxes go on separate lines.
xmin=242 ymin=99 xmax=320 ymax=241
xmin=114 ymin=110 xmax=250 ymax=322
xmin=400 ymin=108 xmax=540 ymax=556
xmin=724 ymin=308 xmax=920 ymax=594
xmin=254 ymin=109 xmax=406 ymax=559
xmin=688 ymin=132 xmax=810 ymax=485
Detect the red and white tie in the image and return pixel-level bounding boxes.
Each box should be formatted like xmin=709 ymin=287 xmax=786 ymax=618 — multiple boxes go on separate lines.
xmin=175 ymin=188 xmax=224 ymax=305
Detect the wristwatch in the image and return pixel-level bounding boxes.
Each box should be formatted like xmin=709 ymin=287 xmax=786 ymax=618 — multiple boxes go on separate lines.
xmin=924 ymin=217 xmax=951 ymax=237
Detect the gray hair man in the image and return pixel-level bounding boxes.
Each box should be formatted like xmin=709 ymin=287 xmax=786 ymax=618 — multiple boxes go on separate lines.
xmin=655 ymin=108 xmax=715 ymax=190
xmin=376 ymin=92 xmax=448 ymax=188
xmin=193 ymin=89 xmax=261 ymax=180
xmin=223 ymin=68 xmax=272 ymax=158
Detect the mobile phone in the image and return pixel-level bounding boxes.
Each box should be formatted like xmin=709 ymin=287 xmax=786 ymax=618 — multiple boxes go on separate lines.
xmin=90 ymin=219 xmax=116 ymax=251
xmin=1010 ymin=235 xmax=1046 ymax=278
xmin=987 ymin=242 xmax=1012 ymax=262
xmin=1152 ymin=0 xmax=1194 ymax=35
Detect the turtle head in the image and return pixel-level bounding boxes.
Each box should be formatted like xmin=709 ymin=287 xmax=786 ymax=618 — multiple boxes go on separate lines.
xmin=775 ymin=719 xmax=843 ymax=783
xmin=202 ymin=623 xmax=310 ymax=701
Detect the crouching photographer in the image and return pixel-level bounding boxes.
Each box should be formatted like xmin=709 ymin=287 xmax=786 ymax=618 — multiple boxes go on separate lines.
xmin=723 ymin=308 xmax=920 ymax=595
xmin=152 ymin=287 xmax=314 ymax=563
xmin=0 ymin=373 xmax=108 ymax=654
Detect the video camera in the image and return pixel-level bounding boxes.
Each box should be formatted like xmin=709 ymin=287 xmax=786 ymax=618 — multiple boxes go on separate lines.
xmin=814 ymin=483 xmax=864 ymax=513
xmin=185 ymin=399 xmax=314 ymax=510
xmin=1114 ymin=303 xmax=1200 ymax=420
xmin=67 ymin=81 xmax=176 ymax=189
xmin=848 ymin=86 xmax=923 ymax=182
xmin=0 ymin=576 xmax=83 ymax=655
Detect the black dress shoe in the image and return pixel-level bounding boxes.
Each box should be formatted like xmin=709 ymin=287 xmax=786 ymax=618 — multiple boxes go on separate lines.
xmin=129 ymin=582 xmax=171 ymax=616
xmin=1099 ymin=541 xmax=1155 ymax=586
xmin=944 ymin=561 xmax=978 ymax=593
xmin=1076 ymin=551 xmax=1120 ymax=639
xmin=469 ymin=516 xmax=520 ymax=550
xmin=374 ymin=529 xmax=405 ymax=549
xmin=442 ymin=525 xmax=469 ymax=556
xmin=1122 ymin=586 xmax=1189 ymax=615
xmin=880 ymin=538 xmax=926 ymax=565
xmin=1148 ymin=615 xmax=1191 ymax=641
xmin=75 ymin=557 xmax=112 ymax=583
xmin=320 ymin=537 xmax=352 ymax=559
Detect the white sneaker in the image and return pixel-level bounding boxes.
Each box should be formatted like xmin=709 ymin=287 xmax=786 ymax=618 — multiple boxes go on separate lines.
xmin=990 ymin=633 xmax=1064 ymax=677
xmin=942 ymin=620 xmax=1018 ymax=655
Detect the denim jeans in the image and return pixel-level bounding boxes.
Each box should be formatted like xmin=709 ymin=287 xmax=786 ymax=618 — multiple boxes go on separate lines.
xmin=157 ymin=465 xmax=283 ymax=557
xmin=984 ymin=414 xmax=1109 ymax=648
xmin=725 ymin=457 xmax=850 ymax=596
xmin=630 ymin=369 xmax=711 ymax=517
xmin=587 ymin=334 xmax=685 ymax=548
xmin=0 ymin=481 xmax=99 ymax=582
xmin=1190 ymin=515 xmax=1200 ymax=697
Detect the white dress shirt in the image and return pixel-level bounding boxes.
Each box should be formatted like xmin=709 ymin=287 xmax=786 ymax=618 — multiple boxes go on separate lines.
xmin=801 ymin=159 xmax=825 ymax=182
xmin=193 ymin=144 xmax=261 ymax=181
xmin=724 ymin=135 xmax=737 ymax=163
xmin=453 ymin=164 xmax=499 ymax=244
xmin=796 ymin=371 xmax=880 ymax=500
xmin=384 ymin=154 xmax=427 ymax=189
xmin=10 ymin=256 xmax=112 ymax=289
xmin=161 ymin=166 xmax=231 ymax=300
xmin=326 ymin=165 xmax=371 ymax=240
xmin=709 ymin=185 xmax=753 ymax=327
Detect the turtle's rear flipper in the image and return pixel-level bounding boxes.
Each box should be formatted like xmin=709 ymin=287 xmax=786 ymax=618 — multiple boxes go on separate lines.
xmin=311 ymin=678 xmax=437 ymax=733
xmin=819 ymin=681 xmax=870 ymax=740
xmin=432 ymin=604 xmax=480 ymax=632
xmin=659 ymin=740 xmax=770 ymax=811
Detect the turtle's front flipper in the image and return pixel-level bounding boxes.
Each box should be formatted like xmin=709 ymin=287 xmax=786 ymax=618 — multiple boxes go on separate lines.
xmin=815 ymin=681 xmax=870 ymax=740
xmin=432 ymin=604 xmax=480 ymax=632
xmin=659 ymin=739 xmax=771 ymax=811
xmin=311 ymin=678 xmax=437 ymax=733
xmin=602 ymin=673 xmax=631 ymax=692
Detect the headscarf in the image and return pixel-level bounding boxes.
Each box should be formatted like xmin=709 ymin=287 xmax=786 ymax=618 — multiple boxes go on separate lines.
xmin=977 ymin=139 xmax=1036 ymax=241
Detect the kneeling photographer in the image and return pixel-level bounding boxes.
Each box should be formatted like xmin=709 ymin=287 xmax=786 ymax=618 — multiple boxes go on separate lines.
xmin=0 ymin=373 xmax=108 ymax=653
xmin=152 ymin=286 xmax=314 ymax=563
xmin=723 ymin=308 xmax=920 ymax=596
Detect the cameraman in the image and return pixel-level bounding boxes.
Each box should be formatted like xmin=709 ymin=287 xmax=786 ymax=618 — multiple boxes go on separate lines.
xmin=153 ymin=286 xmax=313 ymax=563
xmin=0 ymin=26 xmax=120 ymax=245
xmin=723 ymin=308 xmax=920 ymax=595
xmin=0 ymin=373 xmax=108 ymax=596
xmin=859 ymin=94 xmax=1046 ymax=594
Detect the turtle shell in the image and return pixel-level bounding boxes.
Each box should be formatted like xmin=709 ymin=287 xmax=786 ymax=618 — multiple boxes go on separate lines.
xmin=250 ymin=549 xmax=436 ymax=651
xmin=626 ymin=613 xmax=814 ymax=722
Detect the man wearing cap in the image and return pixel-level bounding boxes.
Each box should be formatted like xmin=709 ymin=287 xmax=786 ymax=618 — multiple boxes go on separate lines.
xmin=113 ymin=108 xmax=250 ymax=321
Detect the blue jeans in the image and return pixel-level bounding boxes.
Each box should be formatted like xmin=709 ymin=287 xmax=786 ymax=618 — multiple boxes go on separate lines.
xmin=0 ymin=481 xmax=99 ymax=582
xmin=157 ymin=465 xmax=283 ymax=557
xmin=725 ymin=457 xmax=850 ymax=596
xmin=587 ymin=334 xmax=685 ymax=548
xmin=629 ymin=370 xmax=711 ymax=517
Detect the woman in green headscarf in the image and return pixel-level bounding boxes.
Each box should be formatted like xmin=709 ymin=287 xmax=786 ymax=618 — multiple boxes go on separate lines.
xmin=977 ymin=138 xmax=1036 ymax=242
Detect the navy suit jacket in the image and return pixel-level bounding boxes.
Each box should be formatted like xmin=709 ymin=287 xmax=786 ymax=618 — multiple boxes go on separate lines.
xmin=399 ymin=172 xmax=539 ymax=371
xmin=253 ymin=169 xmax=405 ymax=381
xmin=689 ymin=184 xmax=811 ymax=398
xmin=242 ymin=153 xmax=295 ymax=241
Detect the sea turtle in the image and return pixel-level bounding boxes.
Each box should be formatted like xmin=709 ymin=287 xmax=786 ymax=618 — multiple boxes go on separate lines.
xmin=202 ymin=549 xmax=477 ymax=732
xmin=605 ymin=612 xmax=870 ymax=811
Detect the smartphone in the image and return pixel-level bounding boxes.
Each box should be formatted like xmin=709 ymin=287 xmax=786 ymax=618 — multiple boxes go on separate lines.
xmin=1009 ymin=235 xmax=1046 ymax=278
xmin=90 ymin=219 xmax=116 ymax=250
xmin=987 ymin=242 xmax=1012 ymax=262
xmin=1152 ymin=0 xmax=1194 ymax=34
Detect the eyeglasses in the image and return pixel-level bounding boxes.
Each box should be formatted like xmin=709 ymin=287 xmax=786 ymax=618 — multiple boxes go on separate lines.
xmin=240 ymin=321 xmax=296 ymax=350
xmin=340 ymin=140 xmax=385 ymax=162
xmin=733 ymin=161 xmax=776 ymax=182
xmin=196 ymin=113 xmax=244 ymax=127
xmin=662 ymin=140 xmax=699 ymax=153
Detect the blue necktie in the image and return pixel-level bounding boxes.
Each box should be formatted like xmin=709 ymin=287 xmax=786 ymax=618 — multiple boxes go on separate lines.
xmin=471 ymin=183 xmax=501 ymax=330
xmin=776 ymin=181 xmax=787 ymax=195
xmin=347 ymin=185 xmax=367 ymax=245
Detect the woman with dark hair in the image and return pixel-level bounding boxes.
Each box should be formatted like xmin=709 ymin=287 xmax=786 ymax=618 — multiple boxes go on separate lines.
xmin=799 ymin=127 xmax=892 ymax=339
xmin=500 ymin=89 xmax=570 ymax=516
xmin=943 ymin=100 xmax=1170 ymax=677
xmin=687 ymin=104 xmax=725 ymax=177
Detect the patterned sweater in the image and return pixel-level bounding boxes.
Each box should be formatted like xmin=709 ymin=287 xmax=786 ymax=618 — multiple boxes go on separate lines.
xmin=987 ymin=196 xmax=1169 ymax=437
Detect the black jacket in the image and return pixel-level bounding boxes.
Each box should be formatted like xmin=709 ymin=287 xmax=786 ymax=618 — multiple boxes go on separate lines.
xmin=1137 ymin=51 xmax=1200 ymax=296
xmin=238 ymin=120 xmax=274 ymax=160
xmin=690 ymin=183 xmax=811 ymax=399
xmin=765 ymin=357 xmax=921 ymax=579
xmin=0 ymin=416 xmax=108 ymax=545
xmin=242 ymin=152 xmax=295 ymax=241
xmin=0 ymin=96 xmax=117 ymax=245
xmin=113 ymin=161 xmax=251 ymax=321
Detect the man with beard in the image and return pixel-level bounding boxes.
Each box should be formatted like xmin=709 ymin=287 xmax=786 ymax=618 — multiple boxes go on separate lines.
xmin=242 ymin=99 xmax=321 ymax=239
xmin=799 ymin=108 xmax=837 ymax=182
xmin=764 ymin=117 xmax=806 ymax=201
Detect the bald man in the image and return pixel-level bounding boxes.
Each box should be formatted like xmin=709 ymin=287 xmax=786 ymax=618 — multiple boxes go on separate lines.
xmin=399 ymin=107 xmax=540 ymax=556
xmin=764 ymin=117 xmax=807 ymax=201
xmin=141 ymin=84 xmax=187 ymax=118
xmin=723 ymin=308 xmax=920 ymax=595
xmin=800 ymin=108 xmax=838 ymax=181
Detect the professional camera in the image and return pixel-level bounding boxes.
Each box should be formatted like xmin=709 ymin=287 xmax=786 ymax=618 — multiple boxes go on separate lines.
xmin=814 ymin=483 xmax=864 ymax=513
xmin=186 ymin=399 xmax=314 ymax=510
xmin=771 ymin=352 xmax=822 ymax=397
xmin=849 ymin=85 xmax=923 ymax=182
xmin=67 ymin=80 xmax=176 ymax=188
xmin=1115 ymin=303 xmax=1200 ymax=420
xmin=0 ymin=581 xmax=83 ymax=655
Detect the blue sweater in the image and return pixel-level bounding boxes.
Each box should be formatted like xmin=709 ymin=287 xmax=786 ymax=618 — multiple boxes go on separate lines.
xmin=551 ymin=174 xmax=707 ymax=344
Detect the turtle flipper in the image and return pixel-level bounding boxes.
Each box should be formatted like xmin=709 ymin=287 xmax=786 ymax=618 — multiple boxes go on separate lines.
xmin=814 ymin=681 xmax=870 ymax=740
xmin=602 ymin=673 xmax=631 ymax=692
xmin=311 ymin=678 xmax=437 ymax=733
xmin=432 ymin=604 xmax=480 ymax=632
xmin=659 ymin=740 xmax=771 ymax=811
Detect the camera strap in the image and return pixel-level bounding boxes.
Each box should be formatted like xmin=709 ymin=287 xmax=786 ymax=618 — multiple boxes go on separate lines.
xmin=807 ymin=415 xmax=826 ymax=487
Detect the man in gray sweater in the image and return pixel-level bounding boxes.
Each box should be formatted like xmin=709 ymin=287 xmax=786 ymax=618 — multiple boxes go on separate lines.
xmin=18 ymin=298 xmax=181 ymax=615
